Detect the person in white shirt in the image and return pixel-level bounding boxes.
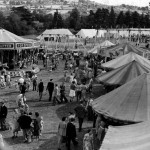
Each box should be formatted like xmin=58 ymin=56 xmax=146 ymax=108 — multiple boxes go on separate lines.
xmin=70 ymin=73 xmax=74 ymax=83
xmin=6 ymin=73 xmax=11 ymax=88
xmin=16 ymin=94 xmax=26 ymax=108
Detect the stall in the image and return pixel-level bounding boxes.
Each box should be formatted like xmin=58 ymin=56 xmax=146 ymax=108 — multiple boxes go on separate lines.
xmin=0 ymin=28 xmax=40 ymax=69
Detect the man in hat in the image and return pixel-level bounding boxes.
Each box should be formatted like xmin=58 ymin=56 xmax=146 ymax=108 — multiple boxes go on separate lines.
xmin=46 ymin=79 xmax=54 ymax=101
xmin=0 ymin=101 xmax=8 ymax=130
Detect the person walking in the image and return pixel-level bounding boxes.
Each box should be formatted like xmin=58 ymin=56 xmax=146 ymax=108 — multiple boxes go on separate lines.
xmin=53 ymin=84 xmax=61 ymax=105
xmin=60 ymin=82 xmax=68 ymax=103
xmin=69 ymin=81 xmax=76 ymax=102
xmin=32 ymin=75 xmax=37 ymax=91
xmin=83 ymin=129 xmax=94 ymax=150
xmin=20 ymin=82 xmax=27 ymax=102
xmin=57 ymin=117 xmax=67 ymax=150
xmin=76 ymin=83 xmax=82 ymax=102
xmin=0 ymin=102 xmax=8 ymax=131
xmin=37 ymin=79 xmax=44 ymax=101
xmin=46 ymin=79 xmax=54 ymax=101
xmin=66 ymin=118 xmax=78 ymax=150
xmin=17 ymin=112 xmax=32 ymax=143
xmin=74 ymin=101 xmax=86 ymax=132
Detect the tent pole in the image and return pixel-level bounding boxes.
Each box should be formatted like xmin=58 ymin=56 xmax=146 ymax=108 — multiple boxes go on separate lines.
xmin=64 ymin=35 xmax=67 ymax=50
xmin=76 ymin=36 xmax=87 ymax=56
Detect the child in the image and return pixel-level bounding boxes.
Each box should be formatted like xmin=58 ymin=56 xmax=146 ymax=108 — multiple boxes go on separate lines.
xmin=33 ymin=112 xmax=44 ymax=140
xmin=12 ymin=109 xmax=20 ymax=138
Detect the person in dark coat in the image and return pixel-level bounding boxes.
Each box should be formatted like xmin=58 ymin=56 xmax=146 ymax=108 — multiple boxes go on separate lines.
xmin=46 ymin=79 xmax=54 ymax=101
xmin=17 ymin=112 xmax=32 ymax=142
xmin=37 ymin=79 xmax=44 ymax=101
xmin=0 ymin=102 xmax=8 ymax=130
xmin=60 ymin=82 xmax=68 ymax=103
xmin=66 ymin=118 xmax=78 ymax=150
xmin=74 ymin=101 xmax=86 ymax=132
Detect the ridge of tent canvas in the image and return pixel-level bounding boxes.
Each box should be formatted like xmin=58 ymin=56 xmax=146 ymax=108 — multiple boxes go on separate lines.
xmin=0 ymin=29 xmax=31 ymax=43
xmin=92 ymin=73 xmax=150 ymax=123
xmin=97 ymin=60 xmax=150 ymax=85
xmin=101 ymin=121 xmax=150 ymax=150
xmin=101 ymin=52 xmax=150 ymax=69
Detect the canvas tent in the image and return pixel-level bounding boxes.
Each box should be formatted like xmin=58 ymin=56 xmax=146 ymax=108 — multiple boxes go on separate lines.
xmin=76 ymin=29 xmax=97 ymax=38
xmin=97 ymin=61 xmax=150 ymax=85
xmin=0 ymin=28 xmax=33 ymax=50
xmin=37 ymin=28 xmax=74 ymax=40
xmin=92 ymin=73 xmax=150 ymax=123
xmin=88 ymin=45 xmax=99 ymax=54
xmin=101 ymin=121 xmax=150 ymax=150
xmin=102 ymin=52 xmax=150 ymax=69
xmin=105 ymin=43 xmax=148 ymax=56
xmin=100 ymin=40 xmax=115 ymax=48
xmin=0 ymin=28 xmax=40 ymax=68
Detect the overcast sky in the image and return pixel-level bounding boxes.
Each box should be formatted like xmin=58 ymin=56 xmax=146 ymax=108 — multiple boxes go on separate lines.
xmin=93 ymin=0 xmax=149 ymax=7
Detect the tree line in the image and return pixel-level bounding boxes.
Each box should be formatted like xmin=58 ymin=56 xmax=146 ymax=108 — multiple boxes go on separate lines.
xmin=0 ymin=6 xmax=150 ymax=36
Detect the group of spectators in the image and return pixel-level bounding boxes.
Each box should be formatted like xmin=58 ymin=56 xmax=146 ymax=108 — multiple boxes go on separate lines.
xmin=57 ymin=101 xmax=87 ymax=150
xmin=0 ymin=67 xmax=11 ymax=88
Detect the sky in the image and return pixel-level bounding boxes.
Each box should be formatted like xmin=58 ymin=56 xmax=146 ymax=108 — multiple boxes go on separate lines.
xmin=93 ymin=0 xmax=149 ymax=7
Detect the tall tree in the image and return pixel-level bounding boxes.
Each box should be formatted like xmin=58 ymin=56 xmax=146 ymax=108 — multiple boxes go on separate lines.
xmin=94 ymin=8 xmax=102 ymax=29
xmin=109 ymin=7 xmax=116 ymax=28
xmin=116 ymin=11 xmax=125 ymax=28
xmin=11 ymin=6 xmax=33 ymax=25
xmin=87 ymin=10 xmax=95 ymax=28
xmin=124 ymin=11 xmax=131 ymax=28
xmin=52 ymin=10 xmax=64 ymax=28
xmin=68 ymin=8 xmax=80 ymax=29
xmin=131 ymin=11 xmax=140 ymax=28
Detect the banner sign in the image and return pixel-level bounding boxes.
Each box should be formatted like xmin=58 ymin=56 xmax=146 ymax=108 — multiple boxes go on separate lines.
xmin=33 ymin=41 xmax=40 ymax=48
xmin=16 ymin=43 xmax=32 ymax=49
xmin=0 ymin=43 xmax=14 ymax=49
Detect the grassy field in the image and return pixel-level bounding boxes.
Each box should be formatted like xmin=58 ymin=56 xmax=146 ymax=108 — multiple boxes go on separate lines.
xmin=0 ymin=59 xmax=104 ymax=150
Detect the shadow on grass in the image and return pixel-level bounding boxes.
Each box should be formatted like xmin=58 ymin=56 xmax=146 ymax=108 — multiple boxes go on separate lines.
xmin=4 ymin=136 xmax=25 ymax=145
xmin=32 ymin=102 xmax=53 ymax=108
xmin=0 ymin=90 xmax=19 ymax=96
xmin=56 ymin=102 xmax=79 ymax=120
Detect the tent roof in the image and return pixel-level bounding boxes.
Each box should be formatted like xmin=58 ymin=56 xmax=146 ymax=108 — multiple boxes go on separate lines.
xmin=102 ymin=52 xmax=150 ymax=69
xmin=42 ymin=29 xmax=73 ymax=36
xmin=97 ymin=61 xmax=150 ymax=85
xmin=76 ymin=29 xmax=97 ymax=38
xmin=100 ymin=40 xmax=115 ymax=48
xmin=101 ymin=121 xmax=150 ymax=150
xmin=88 ymin=45 xmax=99 ymax=53
xmin=104 ymin=43 xmax=148 ymax=57
xmin=0 ymin=29 xmax=30 ymax=43
xmin=92 ymin=73 xmax=150 ymax=122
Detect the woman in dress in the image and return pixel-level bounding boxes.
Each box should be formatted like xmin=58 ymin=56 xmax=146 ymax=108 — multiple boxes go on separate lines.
xmin=69 ymin=81 xmax=76 ymax=102
xmin=83 ymin=129 xmax=94 ymax=150
xmin=57 ymin=117 xmax=67 ymax=150
xmin=12 ymin=109 xmax=20 ymax=138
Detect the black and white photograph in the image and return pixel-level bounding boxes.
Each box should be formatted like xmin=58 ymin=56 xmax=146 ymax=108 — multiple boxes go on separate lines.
xmin=0 ymin=0 xmax=150 ymax=150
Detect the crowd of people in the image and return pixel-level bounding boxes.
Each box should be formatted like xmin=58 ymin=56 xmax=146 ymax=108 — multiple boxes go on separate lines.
xmin=0 ymin=49 xmax=109 ymax=150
